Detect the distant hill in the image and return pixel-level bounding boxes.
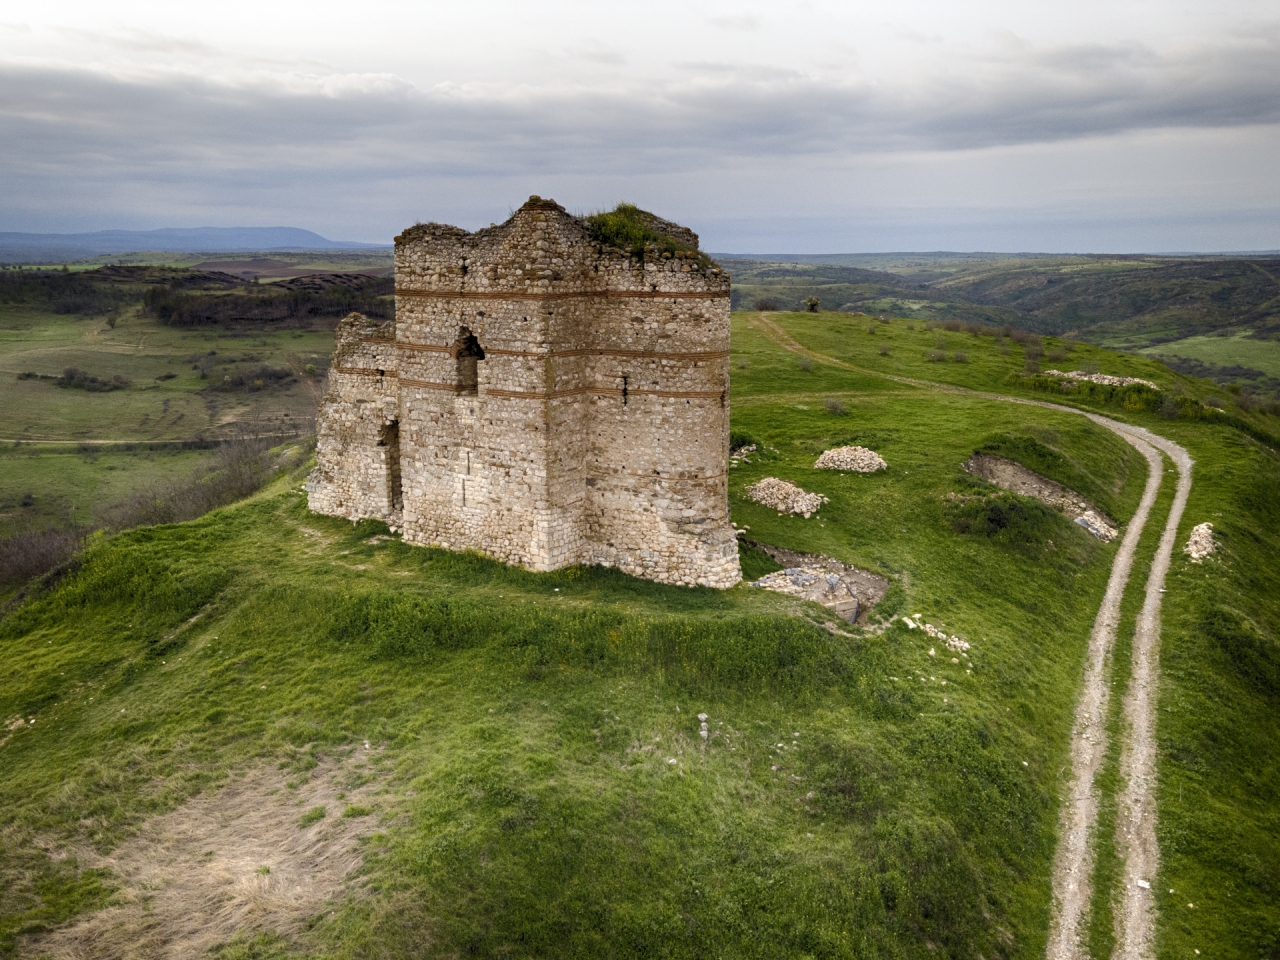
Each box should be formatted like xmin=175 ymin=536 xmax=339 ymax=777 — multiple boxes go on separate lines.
xmin=0 ymin=227 xmax=388 ymax=262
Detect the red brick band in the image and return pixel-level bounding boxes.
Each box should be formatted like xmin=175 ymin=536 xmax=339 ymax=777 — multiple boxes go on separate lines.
xmin=395 ymin=288 xmax=729 ymax=301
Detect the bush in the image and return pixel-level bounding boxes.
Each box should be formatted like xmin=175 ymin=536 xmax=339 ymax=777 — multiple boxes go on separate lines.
xmin=878 ymin=345 xmax=891 ymax=356
xmin=952 ymin=351 xmax=970 ymax=363
xmin=804 ymin=296 xmax=821 ymax=312
xmin=756 ymin=299 xmax=780 ymax=312
xmin=949 ymin=494 xmax=1062 ymax=547
xmin=0 ymin=525 xmax=83 ymax=590
xmin=824 ymin=397 xmax=847 ymax=415
xmin=927 ymin=351 xmax=947 ymax=362
xmin=728 ymin=430 xmax=757 ymax=451
xmin=796 ymin=356 xmax=813 ymax=371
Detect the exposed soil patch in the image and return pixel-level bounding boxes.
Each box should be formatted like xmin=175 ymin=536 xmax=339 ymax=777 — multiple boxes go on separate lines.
xmin=962 ymin=453 xmax=1118 ymax=541
xmin=24 ymin=757 xmax=383 ymax=960
xmin=745 ymin=542 xmax=889 ymax=622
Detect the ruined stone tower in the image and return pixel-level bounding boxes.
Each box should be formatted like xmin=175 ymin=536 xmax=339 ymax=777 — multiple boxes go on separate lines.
xmin=305 ymin=198 xmax=741 ymax=588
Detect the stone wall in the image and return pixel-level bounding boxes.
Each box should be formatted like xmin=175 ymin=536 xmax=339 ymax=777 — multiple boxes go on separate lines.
xmin=307 ymin=197 xmax=741 ymax=588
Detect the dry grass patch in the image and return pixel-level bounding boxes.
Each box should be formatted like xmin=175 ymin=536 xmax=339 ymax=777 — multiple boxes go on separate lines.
xmin=23 ymin=758 xmax=382 ymax=960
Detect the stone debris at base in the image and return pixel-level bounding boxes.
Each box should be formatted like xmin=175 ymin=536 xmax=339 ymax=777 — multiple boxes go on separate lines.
xmin=1075 ymin=510 xmax=1120 ymax=542
xmin=1184 ymin=522 xmax=1216 ymax=562
xmin=729 ymin=444 xmax=757 ymax=464
xmin=1043 ymin=369 xmax=1159 ymax=390
xmin=814 ymin=445 xmax=887 ymax=473
xmin=745 ymin=477 xmax=829 ymax=518
xmin=746 ymin=543 xmax=889 ymax=622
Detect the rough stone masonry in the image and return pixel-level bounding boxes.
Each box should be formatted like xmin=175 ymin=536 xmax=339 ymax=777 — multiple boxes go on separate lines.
xmin=306 ymin=197 xmax=742 ymax=588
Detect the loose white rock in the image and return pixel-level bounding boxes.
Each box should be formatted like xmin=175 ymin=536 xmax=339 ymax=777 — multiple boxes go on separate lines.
xmin=1184 ymin=522 xmax=1216 ymax=562
xmin=814 ymin=446 xmax=887 ymax=473
xmin=745 ymin=477 xmax=829 ymax=517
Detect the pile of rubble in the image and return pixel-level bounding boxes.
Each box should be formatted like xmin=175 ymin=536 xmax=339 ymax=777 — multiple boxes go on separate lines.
xmin=747 ymin=544 xmax=889 ymax=622
xmin=1184 ymin=522 xmax=1216 ymax=562
xmin=729 ymin=443 xmax=757 ymax=464
xmin=1043 ymin=369 xmax=1159 ymax=390
xmin=814 ymin=445 xmax=887 ymax=473
xmin=1075 ymin=510 xmax=1120 ymax=542
xmin=745 ymin=477 xmax=829 ymax=518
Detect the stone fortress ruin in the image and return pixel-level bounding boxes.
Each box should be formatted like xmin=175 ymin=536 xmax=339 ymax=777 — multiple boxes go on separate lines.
xmin=306 ymin=197 xmax=741 ymax=588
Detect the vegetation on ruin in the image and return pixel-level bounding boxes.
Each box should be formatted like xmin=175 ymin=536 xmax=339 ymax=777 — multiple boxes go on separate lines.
xmin=583 ymin=203 xmax=710 ymax=265
xmin=2 ymin=306 xmax=1276 ymax=957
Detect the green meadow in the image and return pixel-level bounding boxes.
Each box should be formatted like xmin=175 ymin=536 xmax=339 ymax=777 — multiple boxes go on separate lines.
xmin=0 ymin=303 xmax=331 ymax=442
xmin=0 ymin=311 xmax=1276 ymax=958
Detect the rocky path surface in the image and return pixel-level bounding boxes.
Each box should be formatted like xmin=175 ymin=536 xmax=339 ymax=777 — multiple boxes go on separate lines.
xmin=748 ymin=315 xmax=1194 ymax=960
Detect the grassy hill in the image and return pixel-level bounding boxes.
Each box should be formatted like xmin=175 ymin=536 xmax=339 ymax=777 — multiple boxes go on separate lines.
xmin=724 ymin=255 xmax=1280 ymax=404
xmin=2 ymin=311 xmax=1277 ymax=958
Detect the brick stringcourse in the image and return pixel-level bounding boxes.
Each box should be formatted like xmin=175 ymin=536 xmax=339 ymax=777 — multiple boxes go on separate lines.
xmin=395 ymin=288 xmax=731 ymax=300
xmin=307 ymin=197 xmax=741 ymax=589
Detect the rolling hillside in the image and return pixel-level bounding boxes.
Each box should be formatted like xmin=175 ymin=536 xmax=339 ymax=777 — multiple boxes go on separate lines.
xmin=2 ymin=312 xmax=1277 ymax=958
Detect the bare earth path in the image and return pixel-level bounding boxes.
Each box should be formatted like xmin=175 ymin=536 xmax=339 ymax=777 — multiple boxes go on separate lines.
xmin=747 ymin=315 xmax=1194 ymax=959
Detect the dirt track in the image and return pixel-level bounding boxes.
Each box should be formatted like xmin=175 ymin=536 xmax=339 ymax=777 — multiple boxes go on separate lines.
xmin=748 ymin=315 xmax=1193 ymax=960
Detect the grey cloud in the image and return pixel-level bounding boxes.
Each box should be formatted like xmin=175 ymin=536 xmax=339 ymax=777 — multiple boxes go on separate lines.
xmin=1 ymin=29 xmax=1279 ymax=188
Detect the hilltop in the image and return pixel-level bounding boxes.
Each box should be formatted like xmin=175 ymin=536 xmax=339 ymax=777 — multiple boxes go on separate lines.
xmin=2 ymin=308 xmax=1277 ymax=958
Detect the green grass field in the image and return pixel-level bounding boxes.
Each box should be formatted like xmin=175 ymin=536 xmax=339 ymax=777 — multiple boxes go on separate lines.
xmin=1 ymin=311 xmax=1276 ymax=958
xmin=0 ymin=304 xmax=331 ymax=441
xmin=0 ymin=444 xmax=218 ymax=535
xmin=1139 ymin=330 xmax=1280 ymax=379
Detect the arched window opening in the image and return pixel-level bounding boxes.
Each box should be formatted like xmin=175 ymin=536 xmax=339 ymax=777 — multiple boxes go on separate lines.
xmin=455 ymin=327 xmax=486 ymax=395
xmin=377 ymin=420 xmax=402 ymax=511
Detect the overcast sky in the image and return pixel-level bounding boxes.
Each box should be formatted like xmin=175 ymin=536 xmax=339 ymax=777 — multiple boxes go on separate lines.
xmin=3 ymin=0 xmax=1278 ymax=252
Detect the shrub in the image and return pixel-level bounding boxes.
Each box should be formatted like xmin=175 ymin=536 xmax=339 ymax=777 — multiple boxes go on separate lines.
xmin=756 ymin=299 xmax=780 ymax=312
xmin=927 ymin=351 xmax=947 ymax=363
xmin=1047 ymin=347 xmax=1067 ymax=362
xmin=943 ymin=320 xmax=963 ymax=332
xmin=824 ymin=397 xmax=847 ymax=415
xmin=952 ymin=351 xmax=970 ymax=363
xmin=804 ymin=296 xmax=821 ymax=312
xmin=729 ymin=430 xmax=757 ymax=450
xmin=0 ymin=525 xmax=84 ymax=590
xmin=949 ymin=494 xmax=1063 ymax=550
xmin=878 ymin=345 xmax=891 ymax=356
xmin=796 ymin=356 xmax=813 ymax=371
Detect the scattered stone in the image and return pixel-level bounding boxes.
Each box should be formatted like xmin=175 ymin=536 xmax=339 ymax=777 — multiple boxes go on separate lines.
xmin=897 ymin=614 xmax=973 ymax=653
xmin=745 ymin=477 xmax=829 ymax=518
xmin=1184 ymin=522 xmax=1215 ymax=562
xmin=814 ymin=445 xmax=887 ymax=473
xmin=1043 ymin=369 xmax=1159 ymax=390
xmin=729 ymin=443 xmax=757 ymax=464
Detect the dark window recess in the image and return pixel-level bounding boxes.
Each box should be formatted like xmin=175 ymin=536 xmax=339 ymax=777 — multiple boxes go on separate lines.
xmin=378 ymin=420 xmax=403 ymax=511
xmin=622 ymin=375 xmax=629 ymax=405
xmin=455 ymin=326 xmax=485 ymax=395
